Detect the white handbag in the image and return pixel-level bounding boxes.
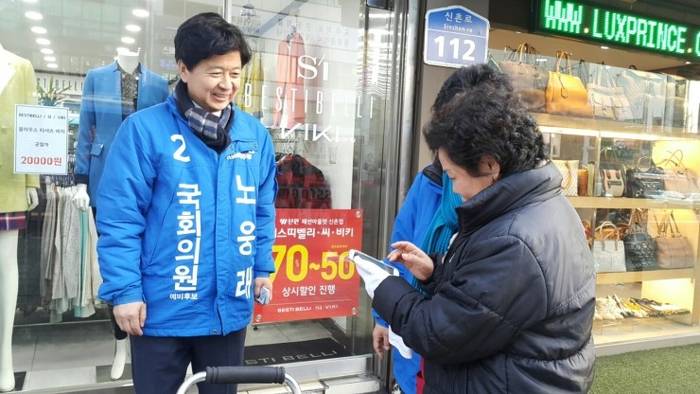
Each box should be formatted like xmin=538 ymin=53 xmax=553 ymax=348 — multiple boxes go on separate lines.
xmin=592 ymin=221 xmax=626 ymax=273
xmin=553 ymin=159 xmax=579 ymax=196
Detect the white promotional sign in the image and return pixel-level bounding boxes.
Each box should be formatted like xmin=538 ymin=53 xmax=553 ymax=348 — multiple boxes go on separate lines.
xmin=14 ymin=104 xmax=69 ymax=175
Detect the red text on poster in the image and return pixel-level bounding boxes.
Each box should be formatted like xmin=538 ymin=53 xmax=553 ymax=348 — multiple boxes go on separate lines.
xmin=253 ymin=209 xmax=363 ymax=323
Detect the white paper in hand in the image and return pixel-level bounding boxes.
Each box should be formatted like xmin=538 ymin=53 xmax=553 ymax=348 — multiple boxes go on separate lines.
xmin=388 ymin=326 xmax=413 ymax=358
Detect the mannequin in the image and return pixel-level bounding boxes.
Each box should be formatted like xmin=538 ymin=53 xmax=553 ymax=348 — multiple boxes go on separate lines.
xmin=72 ymin=48 xmax=168 ymax=380
xmin=0 ymin=43 xmax=40 ymax=393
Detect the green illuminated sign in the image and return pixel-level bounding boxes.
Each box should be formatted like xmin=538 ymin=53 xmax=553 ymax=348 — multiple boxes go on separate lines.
xmin=536 ymin=0 xmax=700 ymax=59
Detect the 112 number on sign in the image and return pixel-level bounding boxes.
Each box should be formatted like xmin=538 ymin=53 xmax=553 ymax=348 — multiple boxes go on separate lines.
xmin=433 ymin=36 xmax=476 ymax=61
xmin=271 ymin=245 xmax=355 ymax=283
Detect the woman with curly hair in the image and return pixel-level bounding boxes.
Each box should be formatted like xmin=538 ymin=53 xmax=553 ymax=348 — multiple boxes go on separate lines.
xmin=359 ymin=64 xmax=595 ymax=393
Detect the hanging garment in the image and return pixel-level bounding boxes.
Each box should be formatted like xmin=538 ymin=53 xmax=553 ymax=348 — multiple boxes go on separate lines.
xmin=75 ymin=61 xmax=169 ymax=204
xmin=275 ymin=154 xmax=332 ymax=209
xmin=0 ymin=49 xmax=40 ymax=213
xmin=236 ymin=52 xmax=264 ymax=118
xmin=273 ymin=32 xmax=306 ymax=129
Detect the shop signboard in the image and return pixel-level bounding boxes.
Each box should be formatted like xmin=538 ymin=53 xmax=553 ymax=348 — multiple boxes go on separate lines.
xmin=423 ymin=5 xmax=490 ymax=68
xmin=535 ymin=0 xmax=700 ymax=60
xmin=14 ymin=104 xmax=69 ymax=175
xmin=253 ymin=208 xmax=363 ymax=323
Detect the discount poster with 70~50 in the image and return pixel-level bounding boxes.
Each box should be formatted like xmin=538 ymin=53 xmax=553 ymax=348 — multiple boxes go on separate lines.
xmin=253 ymin=208 xmax=364 ymax=323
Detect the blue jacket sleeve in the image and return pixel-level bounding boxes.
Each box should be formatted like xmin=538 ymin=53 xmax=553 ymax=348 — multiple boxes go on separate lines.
xmin=75 ymin=72 xmax=95 ymax=183
xmin=372 ymin=172 xmax=425 ymax=327
xmin=254 ymin=129 xmax=277 ymax=278
xmin=96 ymin=117 xmax=157 ymax=305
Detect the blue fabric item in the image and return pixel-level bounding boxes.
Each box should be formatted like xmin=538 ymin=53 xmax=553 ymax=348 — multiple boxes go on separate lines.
xmin=421 ymin=173 xmax=461 ymax=255
xmin=372 ymin=167 xmax=442 ymax=394
xmin=75 ymin=62 xmax=169 ymax=204
xmin=96 ymin=95 xmax=277 ymax=337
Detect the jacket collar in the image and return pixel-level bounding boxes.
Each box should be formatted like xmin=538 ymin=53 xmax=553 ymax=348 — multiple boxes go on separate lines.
xmin=457 ymin=161 xmax=562 ymax=234
xmin=166 ymin=95 xmax=256 ymax=143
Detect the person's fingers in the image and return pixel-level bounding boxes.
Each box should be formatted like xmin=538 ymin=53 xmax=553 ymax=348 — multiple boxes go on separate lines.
xmin=399 ymin=252 xmax=425 ymax=267
xmin=254 ymin=280 xmax=263 ymax=298
xmin=115 ymin=316 xmax=128 ymax=333
xmin=139 ymin=303 xmax=147 ymax=328
xmin=373 ymin=331 xmax=382 ymax=354
xmin=382 ymin=330 xmax=390 ymax=351
xmin=128 ymin=316 xmax=143 ymax=336
xmin=390 ymin=241 xmax=417 ymax=251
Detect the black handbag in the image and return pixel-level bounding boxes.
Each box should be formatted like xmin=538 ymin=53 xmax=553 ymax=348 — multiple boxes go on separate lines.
xmin=623 ymin=209 xmax=658 ymax=271
xmin=625 ymin=157 xmax=665 ymax=199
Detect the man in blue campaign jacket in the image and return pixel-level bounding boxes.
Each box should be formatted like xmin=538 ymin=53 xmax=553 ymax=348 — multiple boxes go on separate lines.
xmin=96 ymin=13 xmax=276 ymax=394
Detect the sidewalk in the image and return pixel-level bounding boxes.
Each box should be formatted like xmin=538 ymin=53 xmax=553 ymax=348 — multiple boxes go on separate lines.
xmin=591 ymin=343 xmax=700 ymax=393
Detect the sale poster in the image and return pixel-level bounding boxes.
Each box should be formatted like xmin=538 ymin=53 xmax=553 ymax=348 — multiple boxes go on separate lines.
xmin=253 ymin=209 xmax=363 ymax=323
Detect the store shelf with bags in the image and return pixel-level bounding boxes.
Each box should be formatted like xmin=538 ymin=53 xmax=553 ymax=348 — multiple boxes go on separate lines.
xmin=527 ymin=56 xmax=700 ymax=338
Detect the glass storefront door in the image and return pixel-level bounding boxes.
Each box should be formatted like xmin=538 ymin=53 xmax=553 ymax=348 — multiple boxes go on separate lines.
xmin=1 ymin=0 xmax=404 ymax=391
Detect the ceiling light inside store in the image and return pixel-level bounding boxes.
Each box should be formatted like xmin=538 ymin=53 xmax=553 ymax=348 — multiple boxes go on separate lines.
xmin=44 ymin=55 xmax=56 ymax=62
xmin=121 ymin=36 xmax=135 ymax=44
xmin=40 ymin=48 xmax=53 ymax=55
xmin=536 ymin=58 xmax=548 ymax=62
xmin=132 ymin=8 xmax=149 ymax=18
xmin=46 ymin=63 xmax=58 ymax=69
xmin=600 ymin=46 xmax=609 ymax=50
xmin=22 ymin=0 xmax=39 ymax=3
xmin=31 ymin=26 xmax=47 ymax=34
xmin=686 ymin=61 xmax=692 ymax=65
xmin=583 ymin=27 xmax=589 ymax=33
xmin=24 ymin=11 xmax=43 ymax=20
xmin=36 ymin=38 xmax=51 ymax=46
xmin=125 ymin=24 xmax=141 ymax=32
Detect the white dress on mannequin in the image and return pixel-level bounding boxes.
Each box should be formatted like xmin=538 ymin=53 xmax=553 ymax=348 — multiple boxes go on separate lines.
xmin=0 ymin=43 xmax=39 ymax=393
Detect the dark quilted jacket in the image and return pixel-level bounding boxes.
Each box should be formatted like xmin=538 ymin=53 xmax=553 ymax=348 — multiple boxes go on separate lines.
xmin=374 ymin=162 xmax=596 ymax=393
xmin=275 ymin=154 xmax=331 ymax=209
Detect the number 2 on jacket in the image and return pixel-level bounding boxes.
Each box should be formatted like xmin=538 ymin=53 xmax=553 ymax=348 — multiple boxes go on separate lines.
xmin=171 ymin=134 xmax=191 ymax=163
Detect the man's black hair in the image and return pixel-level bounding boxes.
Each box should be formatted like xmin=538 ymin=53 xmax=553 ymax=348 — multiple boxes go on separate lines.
xmin=175 ymin=12 xmax=251 ymax=69
xmin=424 ymin=64 xmax=547 ymax=178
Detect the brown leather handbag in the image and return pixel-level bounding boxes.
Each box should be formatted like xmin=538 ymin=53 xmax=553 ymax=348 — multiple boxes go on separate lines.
xmin=499 ymin=43 xmax=547 ymax=112
xmin=660 ymin=150 xmax=700 ymax=198
xmin=545 ymin=51 xmax=594 ymax=118
xmin=655 ymin=211 xmax=694 ymax=269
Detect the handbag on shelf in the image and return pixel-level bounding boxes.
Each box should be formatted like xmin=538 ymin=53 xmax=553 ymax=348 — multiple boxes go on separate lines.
xmin=602 ymin=169 xmax=625 ymax=197
xmin=654 ymin=211 xmax=694 ymax=269
xmin=553 ymin=159 xmax=579 ymax=196
xmin=593 ymin=221 xmax=627 ymax=273
xmin=624 ymin=157 xmax=666 ymax=199
xmin=659 ymin=150 xmax=700 ymax=198
xmin=545 ymin=51 xmax=593 ymax=118
xmin=623 ymin=209 xmax=658 ymax=272
xmin=664 ymin=75 xmax=688 ymax=129
xmin=499 ymin=43 xmax=547 ymax=113
xmin=617 ymin=67 xmax=666 ymax=125
xmin=587 ymin=64 xmax=634 ymax=121
xmin=577 ymin=167 xmax=589 ymax=197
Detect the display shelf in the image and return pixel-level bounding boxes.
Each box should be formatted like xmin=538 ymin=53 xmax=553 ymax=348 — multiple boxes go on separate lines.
xmin=596 ymin=269 xmax=695 ymax=285
xmin=568 ymin=196 xmax=697 ymax=210
xmin=593 ymin=316 xmax=698 ymax=346
xmin=534 ymin=113 xmax=697 ymax=141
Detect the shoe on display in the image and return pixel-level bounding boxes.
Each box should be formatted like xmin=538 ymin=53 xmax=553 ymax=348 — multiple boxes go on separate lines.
xmin=0 ymin=369 xmax=14 ymax=393
xmin=110 ymin=338 xmax=128 ymax=380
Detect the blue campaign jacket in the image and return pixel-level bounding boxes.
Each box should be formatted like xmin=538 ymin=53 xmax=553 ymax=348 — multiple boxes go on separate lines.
xmin=373 ymin=167 xmax=442 ymax=394
xmin=75 ymin=62 xmax=169 ymax=204
xmin=96 ymin=95 xmax=277 ymax=337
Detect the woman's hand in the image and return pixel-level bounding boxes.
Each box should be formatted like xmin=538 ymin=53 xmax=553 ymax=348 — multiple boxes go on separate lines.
xmin=387 ymin=241 xmax=434 ymax=281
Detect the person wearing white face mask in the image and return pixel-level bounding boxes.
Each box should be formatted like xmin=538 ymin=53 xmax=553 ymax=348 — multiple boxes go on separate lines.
xmin=95 ymin=13 xmax=277 ymax=394
xmin=357 ymin=64 xmax=595 ymax=394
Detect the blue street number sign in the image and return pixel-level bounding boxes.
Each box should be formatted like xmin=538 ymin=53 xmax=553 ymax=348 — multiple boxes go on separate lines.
xmin=424 ymin=6 xmax=490 ymax=68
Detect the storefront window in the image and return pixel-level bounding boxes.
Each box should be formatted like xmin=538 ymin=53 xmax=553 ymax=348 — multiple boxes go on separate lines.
xmin=490 ymin=46 xmax=700 ymax=349
xmin=2 ymin=0 xmax=398 ymax=391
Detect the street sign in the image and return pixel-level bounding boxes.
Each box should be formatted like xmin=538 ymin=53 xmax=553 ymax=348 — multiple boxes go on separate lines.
xmin=424 ymin=6 xmax=490 ymax=68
